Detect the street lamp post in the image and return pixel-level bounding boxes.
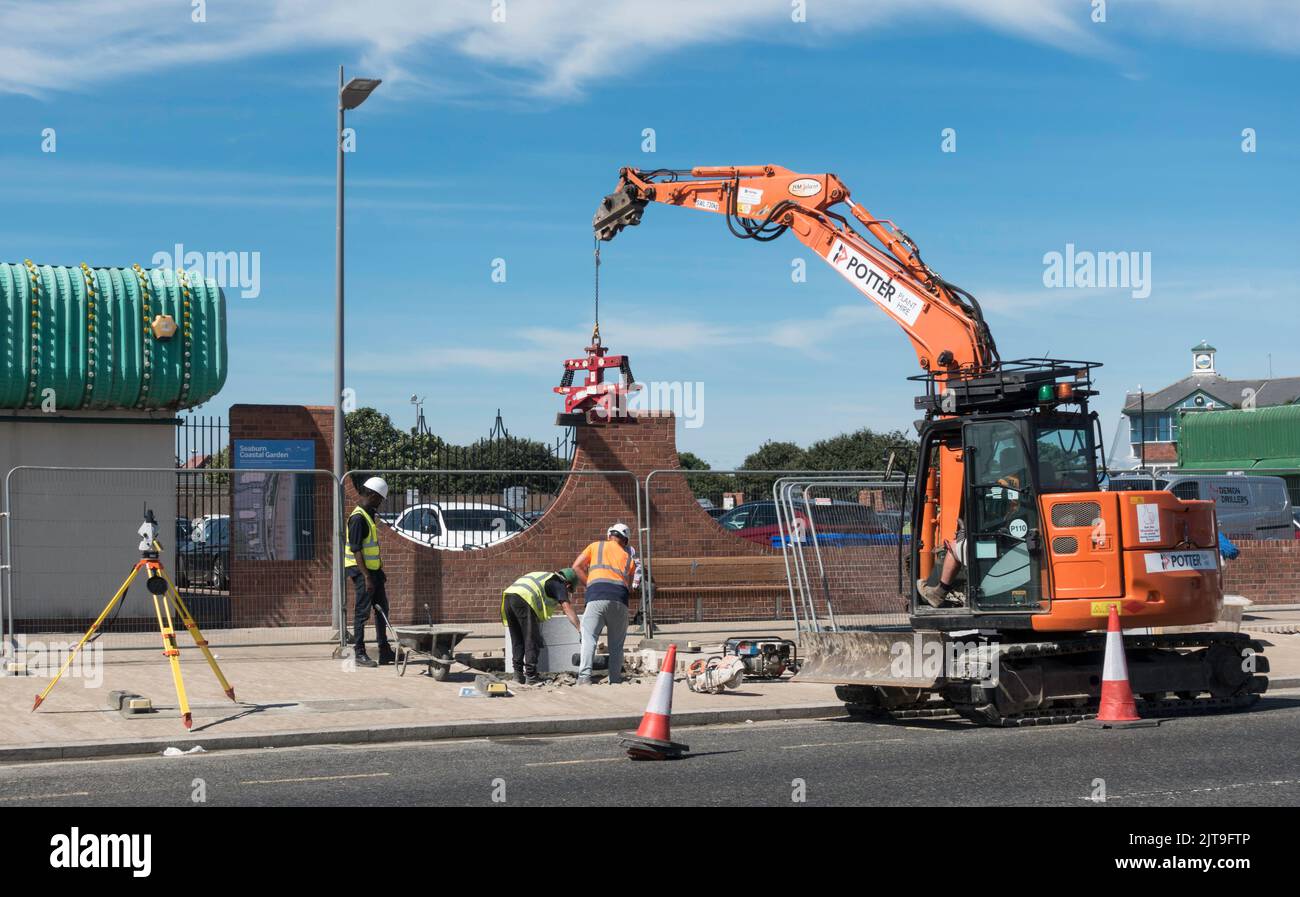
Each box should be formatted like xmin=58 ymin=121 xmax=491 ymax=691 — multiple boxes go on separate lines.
xmin=333 ymin=66 xmax=381 ymax=653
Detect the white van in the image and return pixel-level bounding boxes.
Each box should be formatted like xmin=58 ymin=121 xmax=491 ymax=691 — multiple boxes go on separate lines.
xmin=1161 ymin=475 xmax=1294 ymax=541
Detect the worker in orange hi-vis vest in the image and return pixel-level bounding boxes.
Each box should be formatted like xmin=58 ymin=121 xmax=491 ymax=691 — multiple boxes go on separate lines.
xmin=572 ymin=522 xmax=642 ymax=685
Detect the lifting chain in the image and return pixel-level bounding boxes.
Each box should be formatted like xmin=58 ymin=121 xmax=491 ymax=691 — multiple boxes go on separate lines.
xmin=591 ymin=234 xmax=601 ymax=347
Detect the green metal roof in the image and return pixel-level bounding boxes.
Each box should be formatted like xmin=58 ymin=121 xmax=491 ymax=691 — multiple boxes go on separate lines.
xmin=1 ymin=261 xmax=226 ymax=410
xmin=1178 ymin=405 xmax=1300 ymax=469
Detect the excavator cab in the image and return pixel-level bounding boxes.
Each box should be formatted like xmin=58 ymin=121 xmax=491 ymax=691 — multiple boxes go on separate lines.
xmin=910 ymin=360 xmax=1102 ymax=629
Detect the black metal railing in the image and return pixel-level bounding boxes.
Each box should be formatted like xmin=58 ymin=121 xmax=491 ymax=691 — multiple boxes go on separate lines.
xmin=174 ymin=414 xmax=231 ymax=596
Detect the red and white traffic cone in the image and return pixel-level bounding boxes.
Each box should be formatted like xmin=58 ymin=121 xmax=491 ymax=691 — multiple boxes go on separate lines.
xmin=1083 ymin=605 xmax=1157 ymax=728
xmin=620 ymin=643 xmax=689 ymax=760
xmin=1098 ymin=605 xmax=1141 ymax=721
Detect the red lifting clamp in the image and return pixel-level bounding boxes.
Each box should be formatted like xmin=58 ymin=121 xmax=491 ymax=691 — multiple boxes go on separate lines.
xmin=554 ymin=327 xmax=638 ymax=426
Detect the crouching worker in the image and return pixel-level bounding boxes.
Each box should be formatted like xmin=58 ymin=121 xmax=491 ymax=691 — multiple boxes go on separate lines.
xmin=501 ymin=568 xmax=581 ymax=685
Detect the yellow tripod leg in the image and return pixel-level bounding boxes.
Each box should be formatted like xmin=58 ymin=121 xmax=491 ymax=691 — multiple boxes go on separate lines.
xmin=151 ymin=580 xmax=192 ymax=730
xmin=160 ymin=567 xmax=236 ymax=702
xmin=33 ymin=563 xmax=142 ymax=712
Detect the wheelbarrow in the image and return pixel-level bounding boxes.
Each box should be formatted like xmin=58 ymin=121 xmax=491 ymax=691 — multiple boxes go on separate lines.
xmin=386 ymin=618 xmax=472 ymax=680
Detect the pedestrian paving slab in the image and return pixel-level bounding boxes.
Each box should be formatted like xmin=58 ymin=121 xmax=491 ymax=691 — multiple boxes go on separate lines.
xmin=2 ymin=613 xmax=1296 ymax=761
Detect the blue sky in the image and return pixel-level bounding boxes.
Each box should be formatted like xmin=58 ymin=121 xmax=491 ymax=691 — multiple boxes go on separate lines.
xmin=2 ymin=0 xmax=1297 ymax=467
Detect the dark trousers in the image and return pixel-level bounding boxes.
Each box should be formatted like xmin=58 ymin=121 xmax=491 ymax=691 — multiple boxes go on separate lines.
xmin=349 ymin=568 xmax=389 ymax=654
xmin=504 ymin=594 xmax=542 ymax=679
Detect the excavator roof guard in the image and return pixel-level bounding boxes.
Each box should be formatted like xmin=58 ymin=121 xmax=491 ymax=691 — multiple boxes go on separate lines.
xmin=911 ymin=357 xmax=1100 ymax=417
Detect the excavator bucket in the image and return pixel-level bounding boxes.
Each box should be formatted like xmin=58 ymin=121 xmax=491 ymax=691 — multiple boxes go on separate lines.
xmin=593 ymin=186 xmax=646 ymax=241
xmin=795 ymin=629 xmax=945 ymax=688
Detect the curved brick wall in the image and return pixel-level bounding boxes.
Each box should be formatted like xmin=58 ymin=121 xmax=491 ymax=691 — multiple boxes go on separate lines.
xmin=228 ymin=406 xmax=778 ymax=627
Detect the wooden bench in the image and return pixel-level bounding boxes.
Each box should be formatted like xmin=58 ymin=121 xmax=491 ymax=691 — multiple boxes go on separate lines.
xmin=647 ymin=556 xmax=790 ymax=621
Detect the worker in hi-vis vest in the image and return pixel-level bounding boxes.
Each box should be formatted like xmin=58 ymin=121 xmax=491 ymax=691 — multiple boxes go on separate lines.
xmin=572 ymin=522 xmax=642 ymax=685
xmin=345 ymin=476 xmax=394 ymax=668
xmin=501 ymin=568 xmax=581 ymax=685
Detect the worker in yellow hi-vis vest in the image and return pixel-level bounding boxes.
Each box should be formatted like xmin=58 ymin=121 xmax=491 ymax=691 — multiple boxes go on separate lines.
xmin=345 ymin=476 xmax=393 ymax=668
xmin=572 ymin=522 xmax=642 ymax=685
xmin=501 ymin=569 xmax=581 ymax=685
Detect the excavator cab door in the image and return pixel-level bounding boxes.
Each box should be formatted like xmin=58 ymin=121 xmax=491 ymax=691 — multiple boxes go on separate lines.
xmin=961 ymin=419 xmax=1046 ymax=613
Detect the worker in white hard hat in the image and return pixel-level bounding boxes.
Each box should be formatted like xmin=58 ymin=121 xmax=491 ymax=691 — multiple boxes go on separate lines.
xmin=344 ymin=476 xmax=394 ymax=668
xmin=572 ymin=522 xmax=642 ymax=685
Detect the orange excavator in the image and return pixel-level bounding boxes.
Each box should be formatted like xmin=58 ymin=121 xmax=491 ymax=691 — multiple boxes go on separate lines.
xmin=594 ymin=164 xmax=1269 ymax=725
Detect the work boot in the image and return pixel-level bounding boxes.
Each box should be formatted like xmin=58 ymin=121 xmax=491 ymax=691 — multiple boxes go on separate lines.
xmin=916 ymin=579 xmax=947 ymax=609
xmin=515 ymin=671 xmax=527 ymax=685
xmin=377 ymin=643 xmax=396 ymax=666
xmin=354 ymin=652 xmax=378 ymax=668
xmin=524 ymin=676 xmax=544 ymax=687
xmin=576 ymin=676 xmax=593 ymax=686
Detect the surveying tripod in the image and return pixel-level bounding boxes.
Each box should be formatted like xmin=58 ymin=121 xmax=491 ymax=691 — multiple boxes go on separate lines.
xmin=32 ymin=509 xmax=237 ymax=730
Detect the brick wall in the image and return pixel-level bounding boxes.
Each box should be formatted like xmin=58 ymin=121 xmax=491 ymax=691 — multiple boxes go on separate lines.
xmin=1137 ymin=442 xmax=1178 ymax=464
xmin=227 ymin=405 xmax=335 ymax=627
xmin=1223 ymin=539 xmax=1300 ymax=605
xmin=227 ymin=407 xmax=800 ymax=626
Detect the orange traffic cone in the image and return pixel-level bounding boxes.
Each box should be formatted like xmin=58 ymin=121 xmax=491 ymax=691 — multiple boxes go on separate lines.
xmin=620 ymin=643 xmax=689 ymax=760
xmin=1098 ymin=605 xmax=1141 ymax=721
xmin=1083 ymin=605 xmax=1157 ymax=728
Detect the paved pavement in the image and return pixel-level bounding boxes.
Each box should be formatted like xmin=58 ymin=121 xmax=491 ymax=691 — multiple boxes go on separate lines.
xmin=2 ymin=611 xmax=1297 ymax=761
xmin=0 ymin=622 xmax=846 ymax=760
xmin=2 ymin=691 xmax=1298 ymax=806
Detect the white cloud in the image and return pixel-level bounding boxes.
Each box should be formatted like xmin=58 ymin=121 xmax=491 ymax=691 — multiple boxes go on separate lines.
xmin=1 ymin=0 xmax=1294 ymax=98
xmin=346 ymin=300 xmax=899 ymax=377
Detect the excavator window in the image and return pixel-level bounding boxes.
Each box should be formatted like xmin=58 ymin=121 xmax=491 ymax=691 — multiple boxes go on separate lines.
xmin=963 ymin=419 xmax=1043 ymax=611
xmin=1034 ymin=422 xmax=1096 ymax=492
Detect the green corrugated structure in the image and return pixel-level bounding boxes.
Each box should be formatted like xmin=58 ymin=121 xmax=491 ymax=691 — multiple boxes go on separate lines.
xmin=1178 ymin=405 xmax=1300 ymax=470
xmin=0 ymin=261 xmax=226 ymax=410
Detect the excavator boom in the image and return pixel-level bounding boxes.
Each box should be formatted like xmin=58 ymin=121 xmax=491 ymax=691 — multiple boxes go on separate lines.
xmin=595 ymin=165 xmax=999 ymax=373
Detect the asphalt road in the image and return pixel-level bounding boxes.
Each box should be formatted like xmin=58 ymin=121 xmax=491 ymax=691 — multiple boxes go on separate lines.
xmin=3 ymin=692 xmax=1299 ymax=807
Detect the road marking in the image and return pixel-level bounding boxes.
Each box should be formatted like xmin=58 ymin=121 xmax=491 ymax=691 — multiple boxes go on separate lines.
xmin=0 ymin=790 xmax=91 ymax=801
xmin=1080 ymin=779 xmax=1300 ymax=802
xmin=781 ymin=738 xmax=905 ymax=750
xmin=239 ymin=772 xmax=391 ymax=785
xmin=525 ymin=757 xmax=623 ymax=768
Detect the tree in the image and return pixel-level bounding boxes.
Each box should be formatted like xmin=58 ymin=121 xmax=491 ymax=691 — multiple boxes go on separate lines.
xmin=677 ymin=451 xmax=711 ymax=471
xmin=343 ymin=407 xmax=572 ymax=502
xmin=343 ymin=408 xmax=408 ymax=494
xmin=676 ymin=451 xmax=731 ymax=503
xmin=804 ymin=427 xmax=918 ymax=474
xmin=741 ymin=440 xmax=807 ymax=471
xmin=202 ymin=446 xmax=231 ymax=485
xmin=735 ymin=440 xmax=808 ymax=505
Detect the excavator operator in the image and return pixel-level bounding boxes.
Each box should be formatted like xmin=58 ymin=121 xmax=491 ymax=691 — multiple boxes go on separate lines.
xmin=917 ymin=449 xmax=1025 ymax=609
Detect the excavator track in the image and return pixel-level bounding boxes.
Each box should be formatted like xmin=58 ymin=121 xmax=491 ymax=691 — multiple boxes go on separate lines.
xmin=834 ymin=631 xmax=1269 ymax=727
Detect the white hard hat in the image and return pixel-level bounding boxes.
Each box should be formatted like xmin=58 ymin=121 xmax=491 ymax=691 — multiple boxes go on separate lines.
xmin=607 ymin=522 xmax=631 ymax=539
xmin=363 ymin=476 xmax=389 ymax=500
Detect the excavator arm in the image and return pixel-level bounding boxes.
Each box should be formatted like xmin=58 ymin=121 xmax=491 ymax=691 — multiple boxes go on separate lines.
xmin=594 ymin=165 xmax=1000 ymax=374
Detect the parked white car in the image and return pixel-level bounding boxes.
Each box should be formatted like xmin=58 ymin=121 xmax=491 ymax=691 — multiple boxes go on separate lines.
xmin=390 ymin=502 xmax=528 ymax=550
